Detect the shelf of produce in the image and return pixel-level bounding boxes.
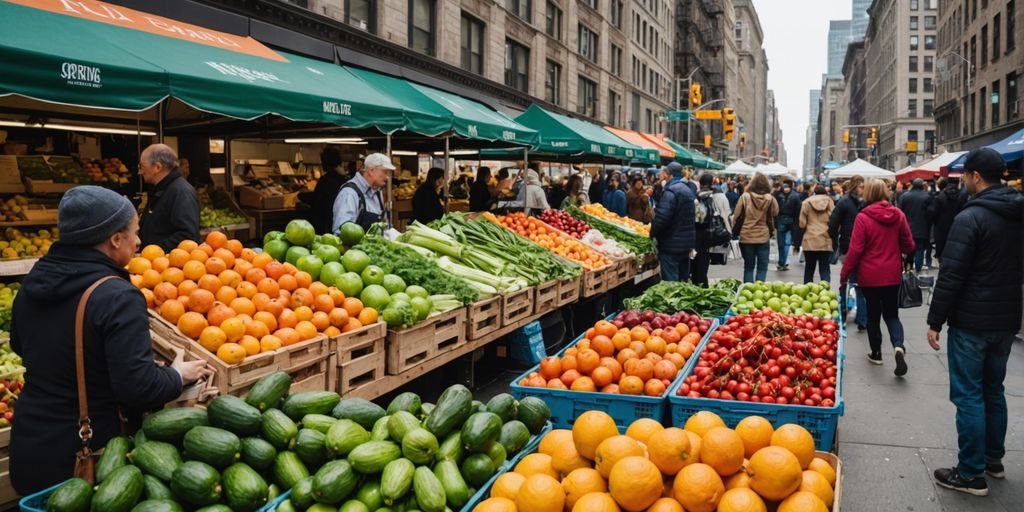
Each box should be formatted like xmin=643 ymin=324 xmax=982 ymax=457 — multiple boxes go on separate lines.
xmin=199 ymin=222 xmax=250 ymax=236
xmin=386 ymin=307 xmax=467 ymax=375
xmin=329 ymin=321 xmax=387 ymax=396
xmin=466 ymin=296 xmax=502 ymax=341
xmin=0 ymin=258 xmax=38 ymax=277
xmin=581 ymin=265 xmax=612 ymax=298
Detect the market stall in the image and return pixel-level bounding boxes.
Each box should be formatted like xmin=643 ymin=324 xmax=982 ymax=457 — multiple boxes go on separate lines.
xmin=895 ymin=151 xmax=967 ymax=183
xmin=827 ymin=158 xmax=896 ymax=180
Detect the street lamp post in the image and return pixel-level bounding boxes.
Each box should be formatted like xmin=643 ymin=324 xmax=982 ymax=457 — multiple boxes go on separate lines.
xmin=944 ymin=50 xmax=973 ymax=89
xmin=675 ymin=66 xmax=700 ymax=146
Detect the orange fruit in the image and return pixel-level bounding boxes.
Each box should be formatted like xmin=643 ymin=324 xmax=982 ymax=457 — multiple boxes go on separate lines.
xmin=771 ymin=424 xmax=816 ymax=469
xmin=253 ymin=311 xmax=279 ymax=332
xmin=245 ymin=268 xmax=267 ymax=285
xmin=590 ymin=366 xmax=613 ymax=388
xmin=229 ymin=297 xmax=256 ymax=317
xmin=141 ymin=244 xmax=165 ymax=261
xmin=141 ymin=288 xmax=156 ymax=308
xmin=313 ymin=294 xmax=334 ymax=313
xmin=624 ymin=358 xmax=654 ymax=381
xmin=619 ymin=375 xmax=644 ymax=395
xmin=187 ymin=289 xmax=215 ymax=314
xmin=150 ymin=256 xmax=170 ymax=273
xmin=539 ymin=429 xmax=573 ymax=456
xmin=127 ymin=257 xmax=152 ymax=275
xmin=257 ymin=277 xmax=280 ymax=297
xmin=159 ymin=299 xmax=186 ymax=324
xmin=595 ymin=435 xmax=646 ymax=478
xmin=572 ymin=410 xmax=618 ymax=461
xmin=177 ymin=311 xmax=208 ymax=339
xmin=244 ymin=319 xmax=271 ymax=340
xmin=152 ymin=282 xmax=178 ymax=306
xmin=591 ymin=335 xmax=615 ymax=357
xmin=777 ymin=491 xmax=828 ymax=512
xmin=561 ymin=468 xmax=607 ymax=509
xmin=220 ymin=317 xmax=246 ymax=342
xmin=808 ymin=457 xmax=837 ymax=487
xmin=735 ymin=416 xmax=774 ymax=459
xmin=647 ymin=427 xmax=693 ymax=476
xmin=643 ymin=378 xmax=666 ymax=397
xmin=700 ymin=427 xmax=746 ymax=477
xmin=653 ymin=360 xmax=677 ymax=381
xmin=328 ymin=308 xmax=350 ymax=328
xmin=198 ymin=326 xmax=227 ymax=353
xmin=239 ymin=335 xmax=261 ymax=355
xmin=594 ymin=320 xmax=617 ymax=338
xmin=724 ymin=471 xmax=753 ymax=490
xmin=293 ymin=305 xmax=314 ymax=323
xmin=260 ymin=334 xmax=283 ymax=352
xmin=323 ymin=326 xmax=341 ymax=338
xmin=278 ymin=274 xmax=298 ymax=292
xmin=686 ymin=431 xmax=703 ymax=465
xmin=577 ymin=349 xmax=601 ymax=374
xmin=473 ymin=497 xmax=517 ymax=512
xmin=570 ymin=376 xmax=596 ymax=392
xmin=197 ymin=274 xmax=222 ymax=294
xmin=213 ymin=248 xmax=236 ymax=269
xmin=218 ymin=269 xmax=242 ymax=288
xmin=206 ymin=302 xmax=236 ymax=327
xmin=516 ymin=474 xmax=564 ymax=512
xmin=215 ymin=286 xmax=238 ymax=305
xmin=358 ymin=307 xmax=378 ymax=325
xmin=252 ymin=252 xmax=273 ymax=269
xmin=225 ymin=239 xmax=243 ymax=257
xmin=167 ymin=248 xmax=191 ymax=268
xmin=799 ymin=470 xmax=834 ymax=507
xmin=275 ymin=327 xmax=301 ymax=346
xmin=491 ymin=472 xmax=527 ymax=500
xmin=716 ymin=487 xmax=767 ymax=512
xmin=570 ymin=492 xmax=618 ymax=512
xmin=342 ymin=318 xmax=363 ymax=332
xmin=646 ymin=498 xmax=684 ymax=512
xmin=295 ymin=271 xmax=313 ymax=289
xmin=549 ymin=441 xmax=590 ymax=476
xmin=599 ymin=358 xmax=623 ymax=382
xmin=684 ymin=411 xmax=726 ymax=438
xmin=629 ymin=326 xmax=650 ymax=341
xmin=204 ymin=257 xmax=227 ymax=275
xmin=342 ymin=297 xmax=364 ymax=317
xmin=277 ymin=309 xmax=298 ymax=330
xmin=140 ymin=269 xmax=162 ymax=289
xmin=177 ymin=240 xmax=199 ymax=252
xmin=645 ymin=336 xmax=667 ymax=356
xmin=625 ymin=418 xmax=663 ymax=445
xmin=311 ymin=311 xmax=330 ymax=332
xmin=182 ymin=260 xmax=206 ymax=281
xmin=746 ymin=446 xmax=803 ymax=501
xmin=672 ymin=463 xmax=725 ymax=512
xmin=205 ymin=231 xmax=228 ymax=250
xmin=160 ymin=268 xmax=186 ymax=286
xmin=608 ymin=456 xmax=663 ymax=511
xmin=130 ymin=274 xmax=144 ymax=288
xmin=514 ymin=453 xmax=558 ymax=479
xmin=189 ymin=248 xmax=209 ymax=263
xmin=295 ymin=320 xmax=318 ymax=340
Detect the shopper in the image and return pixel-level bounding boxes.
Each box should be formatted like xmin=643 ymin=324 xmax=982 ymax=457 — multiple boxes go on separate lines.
xmin=799 ymin=185 xmax=835 ymax=284
xmin=840 ymin=179 xmax=915 ymax=373
xmin=310 ymin=146 xmax=350 ymax=234
xmin=627 ymin=175 xmax=654 ymax=222
xmin=829 ymin=176 xmax=868 ymax=330
xmin=333 ymin=152 xmax=392 ymax=232
xmin=518 ymin=167 xmax=550 ymax=215
xmin=412 ymin=167 xmax=445 ymax=224
xmin=602 ymin=173 xmax=628 ymax=217
xmin=775 ymin=182 xmax=802 ymax=271
xmin=898 ymin=178 xmax=933 ymax=272
xmin=9 ymin=186 xmax=211 ymax=494
xmin=561 ymin=174 xmax=590 ymax=208
xmin=928 ymin=177 xmax=967 ymax=260
xmin=731 ymin=172 xmax=779 ymax=283
xmin=692 ymin=173 xmax=732 ymax=286
xmin=927 ymin=148 xmax=1024 ymax=497
xmin=651 ymin=162 xmax=697 ymax=281
xmin=138 ymin=143 xmax=200 ymax=252
xmin=469 ymin=167 xmax=494 ymax=212
xmin=588 ymin=170 xmax=606 ymax=205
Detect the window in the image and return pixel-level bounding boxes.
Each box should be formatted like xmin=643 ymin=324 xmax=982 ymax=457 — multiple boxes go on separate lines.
xmin=924 ymin=55 xmax=933 ymax=72
xmin=345 ymin=0 xmax=376 ymax=33
xmin=910 ymin=16 xmax=918 ymax=30
xmin=924 ymin=15 xmax=936 ymax=29
xmin=409 ymin=0 xmax=436 ymax=56
xmin=544 ymin=60 xmax=561 ymax=105
xmin=609 ymin=90 xmax=620 ymax=126
xmin=924 ymin=77 xmax=934 ymax=92
xmin=979 ymin=86 xmax=987 ymax=129
xmin=909 ymin=55 xmax=919 ymax=72
xmin=909 ymin=99 xmax=918 ymax=117
xmin=924 ymin=99 xmax=934 ymax=117
xmin=925 ymin=35 xmax=936 ymax=50
xmin=506 ymin=0 xmax=531 ymax=22
xmin=991 ymin=80 xmax=1000 ymax=125
xmin=1007 ymin=72 xmax=1018 ymax=119
xmin=993 ymin=14 xmax=1000 ymax=60
xmin=970 ymin=93 xmax=976 ymax=132
xmin=910 ymin=35 xmax=919 ymax=51
xmin=972 ymin=0 xmax=977 ymax=20
xmin=610 ymin=0 xmax=623 ymax=29
xmin=909 ymin=78 xmax=918 ymax=93
xmin=460 ymin=14 xmax=485 ymax=74
xmin=583 ymin=0 xmax=597 ymax=9
xmin=908 ymin=130 xmax=919 ymax=141
xmin=630 ymin=92 xmax=640 ymax=128
xmin=981 ymin=25 xmax=988 ymax=63
xmin=645 ymin=108 xmax=653 ymax=133
xmin=926 ymin=0 xmax=936 ymax=8
xmin=577 ymin=75 xmax=598 ymax=116
xmin=1009 ymin=1 xmax=1016 ymax=51
xmin=610 ymin=44 xmax=623 ymax=75
xmin=578 ymin=24 xmax=598 ymax=62
xmin=544 ymin=2 xmax=562 ymax=39
xmin=505 ymin=40 xmax=530 ymax=92
xmin=910 ymin=0 xmax=918 ymax=9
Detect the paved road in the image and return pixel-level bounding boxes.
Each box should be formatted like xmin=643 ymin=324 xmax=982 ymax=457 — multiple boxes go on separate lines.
xmin=708 ymin=253 xmax=1024 ymax=512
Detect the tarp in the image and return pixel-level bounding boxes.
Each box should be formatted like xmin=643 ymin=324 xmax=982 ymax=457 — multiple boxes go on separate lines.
xmin=896 ymin=151 xmax=967 ymax=182
xmin=513 ymin=105 xmax=651 ymax=161
xmin=948 ymin=128 xmax=1024 ymax=172
xmin=637 ymin=132 xmax=682 ymax=160
xmin=605 ymin=127 xmax=673 ymax=160
xmin=828 ymin=158 xmax=896 ymax=179
xmin=761 ymin=161 xmax=795 ymax=177
xmin=724 ymin=160 xmax=757 ymax=174
xmin=662 ymin=139 xmax=726 ymax=169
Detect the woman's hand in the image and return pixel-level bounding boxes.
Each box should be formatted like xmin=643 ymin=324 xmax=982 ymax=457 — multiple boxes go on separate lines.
xmin=172 ymin=353 xmax=214 ymax=385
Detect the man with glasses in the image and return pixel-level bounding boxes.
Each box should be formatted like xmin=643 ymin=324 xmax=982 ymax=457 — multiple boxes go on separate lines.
xmin=138 ymin=143 xmax=199 ymax=251
xmin=332 ymin=153 xmax=393 ymax=232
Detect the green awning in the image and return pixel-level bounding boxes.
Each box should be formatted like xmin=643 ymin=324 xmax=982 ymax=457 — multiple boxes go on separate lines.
xmin=514 ymin=105 xmax=649 ymax=160
xmin=663 ymin=139 xmax=725 ymax=170
xmin=0 ymin=0 xmax=423 ymax=133
xmin=345 ymin=68 xmax=538 ymax=145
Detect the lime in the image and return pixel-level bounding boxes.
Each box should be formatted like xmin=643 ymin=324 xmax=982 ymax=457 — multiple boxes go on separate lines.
xmin=339 ymin=222 xmax=365 ymax=247
xmin=405 ymin=285 xmax=429 ymax=300
xmin=390 ymin=292 xmax=410 ymax=305
xmin=410 ymin=297 xmax=432 ymax=321
xmin=336 ymin=272 xmax=364 ymax=298
xmin=360 ymin=284 xmax=391 ymax=311
xmin=285 ymin=245 xmax=311 ymax=266
xmin=319 ymin=233 xmax=343 ymax=249
xmin=360 ymin=265 xmax=385 ymax=286
xmin=263 ymin=239 xmax=289 ymax=263
xmin=296 ymin=254 xmax=325 ymax=281
xmin=320 ymin=262 xmax=345 ymax=288
xmin=341 ymin=249 xmax=371 ymax=274
xmin=381 ymin=274 xmax=407 ymax=295
xmin=285 ymin=219 xmax=316 ymax=246
xmin=338 ymin=500 xmax=369 ymax=512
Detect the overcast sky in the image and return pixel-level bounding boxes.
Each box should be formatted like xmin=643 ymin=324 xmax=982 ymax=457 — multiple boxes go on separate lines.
xmin=751 ymin=0 xmax=852 ymax=171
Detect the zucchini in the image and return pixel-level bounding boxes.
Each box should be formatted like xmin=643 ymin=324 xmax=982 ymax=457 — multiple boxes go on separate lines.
xmin=412 ymin=466 xmax=446 ymax=512
xmin=129 ymin=442 xmax=182 ymax=483
xmin=183 ymin=426 xmax=241 ymax=468
xmin=194 ymin=506 xmax=233 ymax=512
xmin=331 ymin=398 xmax=386 ymax=430
xmin=471 ymin=400 xmax=486 ymax=413
xmin=325 ymin=419 xmax=370 ymax=458
xmin=380 ymin=458 xmax=415 ymax=505
xmin=484 ymin=394 xmax=518 ymax=423
xmin=141 ymin=408 xmax=208 ymax=444
xmin=295 ymin=428 xmax=328 ymax=469
xmin=141 ymin=475 xmax=174 ymax=501
xmin=283 ymin=391 xmax=341 ymax=421
xmin=45 ymin=478 xmax=92 ymax=512
xmin=423 ymin=385 xmax=472 ymax=439
xmin=244 ymin=371 xmax=291 ymax=412
xmin=370 ymin=415 xmax=392 ymax=441
xmin=433 ymin=460 xmax=471 ymax=509
xmin=419 ymin=403 xmax=435 ymax=418
xmin=459 ymin=412 xmax=502 ymax=453
xmin=386 ymin=411 xmax=421 ymax=444
xmin=386 ymin=392 xmax=422 ymax=416
xmin=435 ymin=432 xmax=464 ymax=464
xmin=261 ymin=409 xmax=299 ymax=450
xmin=272 ymin=451 xmax=310 ymax=489
xmin=267 ymin=483 xmax=280 ymax=501
xmin=498 ymin=421 xmax=531 ymax=455
xmin=222 ymin=463 xmax=269 ymax=512
xmin=128 ymin=500 xmax=182 ymax=512
xmin=207 ymin=395 xmax=262 ymax=436
xmin=348 ymin=440 xmax=402 ymax=474
xmin=301 ymin=414 xmax=338 ymax=434
xmin=312 ymin=460 xmax=359 ymax=504
xmin=290 ymin=476 xmax=317 ymax=510
xmin=132 ymin=430 xmax=148 ymax=447
xmin=91 ymin=464 xmax=144 ymax=512
xmin=516 ymin=397 xmax=551 ymax=435
xmin=96 ymin=436 xmax=131 ymax=484
xmin=400 ymin=428 xmax=438 ymax=466
xmin=170 ymin=461 xmax=222 ymax=506
xmin=240 ymin=437 xmax=277 ymax=472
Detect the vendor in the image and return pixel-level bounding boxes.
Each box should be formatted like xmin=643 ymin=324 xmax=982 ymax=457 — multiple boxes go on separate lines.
xmin=10 ymin=186 xmax=211 ymax=495
xmin=332 ymin=152 xmax=392 ymax=232
xmin=310 ymin=146 xmax=350 ymax=234
xmin=138 ymin=144 xmax=200 ymax=252
xmin=412 ymin=167 xmax=445 ymax=224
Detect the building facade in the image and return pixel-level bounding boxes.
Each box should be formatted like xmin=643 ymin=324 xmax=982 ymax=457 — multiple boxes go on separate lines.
xmin=819 ymin=76 xmax=849 ymax=167
xmin=842 ymin=40 xmax=868 ymax=161
xmin=803 ymin=88 xmax=821 ymax=176
xmin=732 ymin=0 xmax=768 ymax=159
xmin=934 ymin=0 xmax=1022 ymax=151
xmin=827 ymin=20 xmax=856 ymax=78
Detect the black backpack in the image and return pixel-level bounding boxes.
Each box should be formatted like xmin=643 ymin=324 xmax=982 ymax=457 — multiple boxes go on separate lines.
xmin=700 ymin=195 xmax=732 ymax=248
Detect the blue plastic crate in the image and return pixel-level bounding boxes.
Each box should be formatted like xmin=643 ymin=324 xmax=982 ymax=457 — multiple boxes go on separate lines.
xmin=667 ymin=316 xmax=846 ymax=451
xmin=461 ymin=422 xmax=552 ymax=512
xmin=20 ymin=481 xmax=291 ymax=512
xmin=260 ymin=489 xmax=291 ymax=512
xmin=509 ymin=316 xmax=719 ymax=430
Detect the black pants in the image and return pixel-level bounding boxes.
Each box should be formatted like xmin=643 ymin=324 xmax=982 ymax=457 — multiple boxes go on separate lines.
xmin=860 ymin=285 xmax=905 ymax=354
xmin=803 ymin=251 xmax=832 ymax=284
xmin=691 ymin=251 xmax=712 ymax=287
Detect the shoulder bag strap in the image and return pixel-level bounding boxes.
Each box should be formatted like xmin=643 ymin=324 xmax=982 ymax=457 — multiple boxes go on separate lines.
xmin=76 ymin=275 xmax=120 ymax=447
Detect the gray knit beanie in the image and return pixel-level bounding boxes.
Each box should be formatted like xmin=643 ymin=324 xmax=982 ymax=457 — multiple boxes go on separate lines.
xmin=58 ymin=186 xmax=136 ymax=246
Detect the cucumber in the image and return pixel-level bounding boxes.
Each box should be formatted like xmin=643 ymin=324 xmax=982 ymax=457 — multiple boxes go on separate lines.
xmin=268 ymin=483 xmax=280 ymax=501
xmin=129 ymin=442 xmax=182 ymax=483
xmin=295 ymin=428 xmax=328 ymax=469
xmin=516 ymin=397 xmax=551 ymax=435
xmin=307 ymin=504 xmax=338 ymax=512
xmin=370 ymin=415 xmax=391 ymax=441
xmin=244 ymin=371 xmax=292 ymax=412
xmin=484 ymin=394 xmax=518 ymax=423
xmin=471 ymin=400 xmax=486 ymax=413
xmin=261 ymin=409 xmax=299 ymax=450
xmin=386 ymin=411 xmax=421 ymax=444
xmin=386 ymin=392 xmax=422 ymax=416
xmin=355 ymin=479 xmax=384 ymax=510
xmin=325 ymin=419 xmax=370 ymax=458
xmin=129 ymin=500 xmax=182 ymax=512
xmin=290 ymin=476 xmax=317 ymax=510
xmin=222 ymin=463 xmax=269 ymax=512
xmin=332 ymin=398 xmax=387 ymax=430
xmin=339 ymin=500 xmax=369 ymax=512
xmin=194 ymin=506 xmax=233 ymax=512
xmin=141 ymin=408 xmax=208 ymax=444
xmin=433 ymin=460 xmax=471 ymax=509
xmin=400 ymin=428 xmax=438 ymax=466
xmin=170 ymin=461 xmax=222 ymax=506
xmin=412 ymin=466 xmax=445 ymax=512
xmin=45 ymin=478 xmax=92 ymax=512
xmin=435 ymin=432 xmax=464 ymax=464
xmin=96 ymin=436 xmax=131 ymax=484
xmin=240 ymin=437 xmax=277 ymax=472
xmin=183 ymin=426 xmax=241 ymax=468
xmin=91 ymin=465 xmax=144 ymax=512
xmin=312 ymin=460 xmax=359 ymax=504
xmin=485 ymin=441 xmax=507 ymax=469
xmin=423 ymin=385 xmax=473 ymax=439
xmin=348 ymin=440 xmax=402 ymax=474
xmin=207 ymin=395 xmax=262 ymax=436
xmin=380 ymin=458 xmax=415 ymax=505
xmin=460 ymin=412 xmax=503 ymax=453
xmin=283 ymin=391 xmax=341 ymax=421
xmin=302 ymin=414 xmax=338 ymax=434
xmin=142 ymin=475 xmax=174 ymax=501
xmin=459 ymin=453 xmax=494 ymax=488
xmin=272 ymin=451 xmax=310 ymax=490
xmin=132 ymin=430 xmax=148 ymax=447
xmin=498 ymin=421 xmax=531 ymax=455
xmin=419 ymin=403 xmax=435 ymax=418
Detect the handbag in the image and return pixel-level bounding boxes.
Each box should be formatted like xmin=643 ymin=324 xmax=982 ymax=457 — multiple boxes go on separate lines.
xmin=73 ymin=276 xmax=124 ymax=485
xmin=899 ymin=270 xmax=923 ymax=309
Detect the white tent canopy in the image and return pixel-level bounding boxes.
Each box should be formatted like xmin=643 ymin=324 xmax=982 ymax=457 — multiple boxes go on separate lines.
xmin=761 ymin=161 xmax=794 ymax=176
xmin=724 ymin=160 xmax=757 ymax=174
xmin=828 ymin=158 xmax=896 ymax=179
xmin=909 ymin=151 xmax=968 ymax=172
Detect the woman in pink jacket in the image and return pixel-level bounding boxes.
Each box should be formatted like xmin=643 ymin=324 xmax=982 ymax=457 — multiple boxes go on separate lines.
xmin=840 ymin=179 xmax=916 ymax=375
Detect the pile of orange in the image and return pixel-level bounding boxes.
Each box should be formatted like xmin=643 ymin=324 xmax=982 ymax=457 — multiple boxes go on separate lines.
xmin=494 ymin=212 xmax=611 ymax=271
xmin=474 ymin=410 xmax=837 ymax=512
xmin=518 ymin=319 xmax=702 ymax=396
xmin=580 ymin=203 xmax=651 ymax=237
xmin=129 ymin=231 xmax=378 ymax=364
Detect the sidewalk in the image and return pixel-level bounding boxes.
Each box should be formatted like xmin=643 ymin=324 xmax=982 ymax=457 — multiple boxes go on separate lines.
xmin=709 ymin=256 xmax=1024 ymax=512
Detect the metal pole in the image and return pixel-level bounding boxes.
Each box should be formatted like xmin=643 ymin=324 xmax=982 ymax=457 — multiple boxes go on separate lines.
xmin=157 ymin=101 xmax=164 ymax=143
xmin=444 ymin=136 xmax=450 ymax=213
xmin=385 ymin=133 xmax=393 ymax=228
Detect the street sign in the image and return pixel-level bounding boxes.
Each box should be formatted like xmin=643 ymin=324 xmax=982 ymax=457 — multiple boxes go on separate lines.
xmin=694 ymin=110 xmax=723 ymax=120
xmin=663 ymin=111 xmax=690 ymax=121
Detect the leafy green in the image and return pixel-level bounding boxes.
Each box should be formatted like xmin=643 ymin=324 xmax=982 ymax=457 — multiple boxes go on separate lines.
xmin=353 ymin=234 xmax=478 ymax=305
xmin=566 ymin=205 xmax=654 ymax=255
xmin=624 ymin=278 xmax=741 ymax=317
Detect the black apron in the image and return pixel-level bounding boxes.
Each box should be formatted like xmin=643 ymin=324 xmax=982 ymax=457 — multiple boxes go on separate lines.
xmin=341 ymin=182 xmax=384 ymax=231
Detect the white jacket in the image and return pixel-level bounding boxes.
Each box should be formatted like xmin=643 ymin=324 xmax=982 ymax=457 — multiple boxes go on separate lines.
xmin=518 ymin=169 xmax=550 ymax=214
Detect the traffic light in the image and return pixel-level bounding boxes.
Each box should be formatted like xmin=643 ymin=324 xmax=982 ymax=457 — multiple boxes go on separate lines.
xmin=842 ymin=130 xmax=849 ymax=144
xmin=722 ymin=107 xmax=735 ymax=140
xmin=867 ymin=127 xmax=878 ymax=148
xmin=689 ymin=84 xmax=702 ymax=109
xmin=739 ymin=132 xmax=746 ymax=152
xmin=704 ymin=134 xmax=712 ymax=149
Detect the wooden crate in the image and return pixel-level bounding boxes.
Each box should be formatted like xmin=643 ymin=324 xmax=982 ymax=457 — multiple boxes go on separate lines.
xmin=533 ymin=280 xmax=560 ymax=316
xmin=229 ymin=357 xmax=331 ymax=397
xmin=501 ymin=287 xmax=534 ymax=327
xmin=557 ymin=277 xmax=581 ymax=307
xmin=330 ymin=322 xmax=387 ymax=395
xmin=817 ymin=451 xmax=843 ymax=511
xmin=581 ymin=265 xmax=612 ymax=297
xmin=609 ymin=258 xmax=635 ymax=288
xmin=386 ymin=308 xmax=467 ymax=375
xmin=148 ymin=311 xmax=331 ymax=395
xmin=466 ymin=296 xmax=501 ymax=341
xmin=150 ymin=329 xmax=216 ymax=407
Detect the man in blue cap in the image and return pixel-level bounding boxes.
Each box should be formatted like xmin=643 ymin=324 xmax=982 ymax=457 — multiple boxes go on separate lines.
xmin=651 ymin=162 xmax=697 ymax=281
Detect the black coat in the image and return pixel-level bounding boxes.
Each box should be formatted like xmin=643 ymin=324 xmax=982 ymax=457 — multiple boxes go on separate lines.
xmin=828 ymin=193 xmax=862 ymax=254
xmin=310 ymin=170 xmax=349 ymax=234
xmin=412 ymin=184 xmax=445 ymax=224
xmin=139 ymin=170 xmax=200 ymax=252
xmin=898 ymin=187 xmax=933 ymax=239
xmin=929 ymin=185 xmax=967 ymax=244
xmin=651 ymin=179 xmax=696 ymax=254
xmin=10 ymin=244 xmax=182 ymax=494
xmin=469 ymin=183 xmax=492 ymax=212
xmin=927 ymin=186 xmax=1024 ymax=333
xmin=778 ymin=191 xmax=803 ymax=226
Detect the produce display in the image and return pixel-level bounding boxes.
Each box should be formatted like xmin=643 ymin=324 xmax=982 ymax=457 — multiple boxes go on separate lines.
xmin=624 ymin=278 xmax=741 ymax=319
xmin=732 ymin=281 xmax=840 ymax=319
xmin=17 ymin=155 xmax=91 ymax=184
xmin=81 ymin=157 xmax=131 ymax=184
xmin=393 ymin=179 xmax=420 ymax=200
xmin=535 ymin=210 xmax=590 ymax=240
xmin=494 ymin=212 xmax=610 ymax=271
xmin=0 ymin=332 xmax=23 ymax=428
xmin=0 ymin=227 xmax=58 ymax=260
xmin=353 ymin=232 xmax=479 ymax=306
xmin=677 ymin=310 xmax=840 ymax=408
xmin=578 ymin=230 xmax=628 ymax=260
xmin=578 ymin=203 xmax=650 ymax=236
xmin=198 ymin=187 xmax=248 ymax=228
xmin=0 ymin=195 xmax=31 ymax=222
xmin=565 ymin=205 xmax=654 ymax=256
xmin=517 ymin=311 xmax=712 ymax=396
xmin=473 ymin=410 xmax=836 ymax=512
xmin=0 ymin=282 xmax=19 ymax=331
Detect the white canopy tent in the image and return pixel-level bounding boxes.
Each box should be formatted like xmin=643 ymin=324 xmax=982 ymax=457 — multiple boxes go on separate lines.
xmin=724 ymin=160 xmax=757 ymax=174
xmin=828 ymin=158 xmax=896 ymax=180
xmin=761 ymin=161 xmax=795 ymax=177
